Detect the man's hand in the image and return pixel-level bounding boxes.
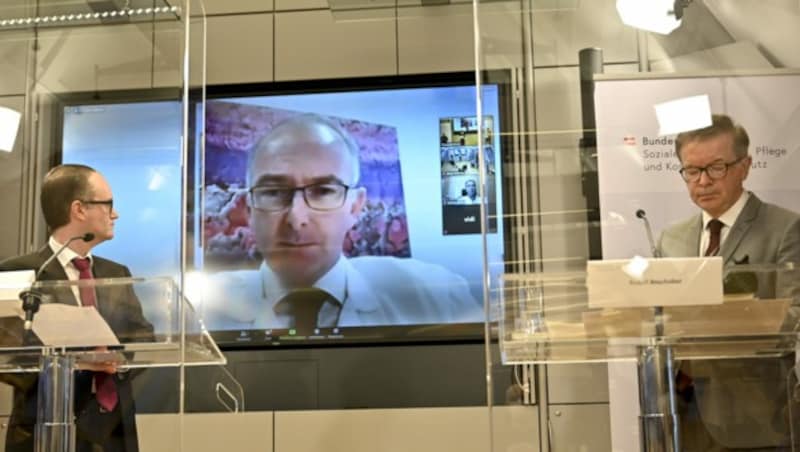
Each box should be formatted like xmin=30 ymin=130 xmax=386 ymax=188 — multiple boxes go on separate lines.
xmin=77 ymin=361 xmax=118 ymax=374
xmin=75 ymin=346 xmax=121 ymax=373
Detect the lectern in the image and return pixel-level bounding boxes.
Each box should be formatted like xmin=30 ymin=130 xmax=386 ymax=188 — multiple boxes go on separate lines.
xmin=0 ymin=276 xmax=241 ymax=452
xmin=500 ymin=262 xmax=800 ymax=451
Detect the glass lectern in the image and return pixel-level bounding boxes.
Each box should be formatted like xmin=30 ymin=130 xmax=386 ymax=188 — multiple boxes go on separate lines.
xmin=500 ymin=262 xmax=800 ymax=451
xmin=0 ymin=277 xmax=240 ymax=452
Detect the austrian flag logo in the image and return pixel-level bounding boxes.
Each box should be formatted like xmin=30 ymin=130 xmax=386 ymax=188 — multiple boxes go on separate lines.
xmin=623 ymin=136 xmax=636 ymax=146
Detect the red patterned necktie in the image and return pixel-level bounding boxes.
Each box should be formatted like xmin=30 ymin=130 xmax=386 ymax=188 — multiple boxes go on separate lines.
xmin=704 ymin=219 xmax=724 ymax=257
xmin=71 ymin=257 xmax=118 ymax=412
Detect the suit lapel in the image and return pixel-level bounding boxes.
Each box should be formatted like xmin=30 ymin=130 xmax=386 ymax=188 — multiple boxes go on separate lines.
xmin=686 ymin=215 xmax=703 ymax=257
xmin=720 ymin=195 xmax=761 ymax=265
xmin=34 ymin=246 xmax=79 ymax=307
xmin=35 ymin=246 xmax=68 ymax=281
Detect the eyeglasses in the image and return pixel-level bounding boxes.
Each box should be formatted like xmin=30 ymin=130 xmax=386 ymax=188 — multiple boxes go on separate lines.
xmin=679 ymin=158 xmax=744 ymax=182
xmin=249 ymin=183 xmax=351 ymax=212
xmin=81 ymin=199 xmax=114 ymax=211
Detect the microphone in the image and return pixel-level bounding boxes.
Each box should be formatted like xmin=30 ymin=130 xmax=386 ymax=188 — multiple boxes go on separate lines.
xmin=35 ymin=233 xmax=95 ymax=280
xmin=635 ymin=209 xmax=661 ymax=258
xmin=21 ymin=232 xmax=95 ymax=330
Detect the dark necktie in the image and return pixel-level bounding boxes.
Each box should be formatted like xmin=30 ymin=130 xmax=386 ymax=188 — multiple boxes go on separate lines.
xmin=275 ymin=288 xmax=330 ymax=335
xmin=72 ymin=257 xmax=118 ymax=412
xmin=704 ymin=219 xmax=724 ymax=256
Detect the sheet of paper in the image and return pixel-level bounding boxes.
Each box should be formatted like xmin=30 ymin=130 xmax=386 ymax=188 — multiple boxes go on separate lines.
xmin=587 ymin=256 xmax=723 ymax=308
xmin=32 ymin=304 xmax=120 ymax=347
xmin=0 ymin=270 xmax=33 ymax=317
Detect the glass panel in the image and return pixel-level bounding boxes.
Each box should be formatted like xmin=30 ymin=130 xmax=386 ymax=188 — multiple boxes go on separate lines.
xmin=0 ymin=275 xmax=241 ymax=451
xmin=0 ymin=277 xmax=227 ymax=367
xmin=499 ymin=263 xmax=800 ymax=363
xmin=0 ymin=2 xmax=239 ymax=450
xmin=477 ymin=0 xmax=800 ymax=450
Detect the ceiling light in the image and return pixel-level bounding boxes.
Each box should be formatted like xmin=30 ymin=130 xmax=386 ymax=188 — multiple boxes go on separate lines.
xmin=616 ymin=0 xmax=689 ymax=35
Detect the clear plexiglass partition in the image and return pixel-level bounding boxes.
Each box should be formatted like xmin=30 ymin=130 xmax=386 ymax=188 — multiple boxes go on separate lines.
xmin=0 ymin=276 xmax=243 ymax=452
xmin=473 ymin=0 xmax=800 ymax=451
xmin=0 ymin=277 xmax=229 ymax=370
xmin=0 ymin=1 xmax=248 ymax=450
xmin=499 ymin=262 xmax=800 ymax=364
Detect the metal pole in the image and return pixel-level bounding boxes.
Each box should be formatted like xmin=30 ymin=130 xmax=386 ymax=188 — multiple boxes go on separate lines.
xmin=578 ymin=47 xmax=603 ymax=260
xmin=35 ymin=353 xmax=76 ymax=452
xmin=638 ymin=345 xmax=680 ymax=452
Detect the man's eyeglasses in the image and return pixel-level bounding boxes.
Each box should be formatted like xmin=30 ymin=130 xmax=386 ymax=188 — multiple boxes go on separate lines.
xmin=81 ymin=199 xmax=114 ymax=211
xmin=679 ymin=157 xmax=745 ymax=183
xmin=249 ymin=183 xmax=351 ymax=212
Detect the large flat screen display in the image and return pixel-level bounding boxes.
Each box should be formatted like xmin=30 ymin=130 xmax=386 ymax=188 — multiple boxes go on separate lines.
xmin=61 ymin=72 xmax=509 ymax=347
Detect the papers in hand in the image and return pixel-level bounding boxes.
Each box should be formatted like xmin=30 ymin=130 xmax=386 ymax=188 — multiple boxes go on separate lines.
xmin=32 ymin=304 xmax=120 ymax=348
xmin=1 ymin=270 xmax=119 ymax=347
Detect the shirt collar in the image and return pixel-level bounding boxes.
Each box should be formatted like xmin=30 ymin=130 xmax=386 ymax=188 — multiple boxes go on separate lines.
xmin=49 ymin=235 xmax=93 ymax=268
xmin=261 ymin=255 xmax=348 ymax=309
xmin=702 ymin=190 xmax=750 ymax=229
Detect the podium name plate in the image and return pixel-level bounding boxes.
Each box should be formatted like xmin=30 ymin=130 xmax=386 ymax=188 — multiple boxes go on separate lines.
xmin=587 ymin=257 xmax=723 ymax=308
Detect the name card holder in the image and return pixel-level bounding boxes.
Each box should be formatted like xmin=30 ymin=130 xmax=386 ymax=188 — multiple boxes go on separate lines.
xmin=587 ymin=256 xmax=723 ymax=309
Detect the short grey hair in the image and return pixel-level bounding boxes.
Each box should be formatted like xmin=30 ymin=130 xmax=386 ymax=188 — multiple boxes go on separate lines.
xmin=675 ymin=113 xmax=750 ymax=161
xmin=247 ymin=114 xmax=361 ymax=187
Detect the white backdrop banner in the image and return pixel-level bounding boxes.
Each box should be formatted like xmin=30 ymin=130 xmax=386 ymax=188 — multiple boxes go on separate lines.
xmin=594 ymin=72 xmax=800 ymax=259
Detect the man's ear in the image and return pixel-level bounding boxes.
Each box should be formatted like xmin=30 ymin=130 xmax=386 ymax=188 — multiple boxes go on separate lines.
xmin=70 ymin=200 xmax=86 ymax=222
xmin=741 ymin=155 xmax=752 ymax=180
xmin=349 ymin=187 xmax=367 ymax=219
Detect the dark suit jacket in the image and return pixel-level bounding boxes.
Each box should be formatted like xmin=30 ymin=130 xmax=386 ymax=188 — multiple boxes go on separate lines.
xmin=657 ymin=194 xmax=800 ymax=449
xmin=0 ymin=245 xmax=154 ymax=452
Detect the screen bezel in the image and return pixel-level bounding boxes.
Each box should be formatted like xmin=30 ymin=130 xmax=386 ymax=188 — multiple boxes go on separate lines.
xmin=195 ymin=70 xmax=513 ymax=350
xmin=55 ymin=70 xmax=513 ymax=350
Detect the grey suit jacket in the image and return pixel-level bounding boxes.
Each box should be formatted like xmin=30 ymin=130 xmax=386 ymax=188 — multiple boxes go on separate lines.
xmin=657 ymin=193 xmax=800 ymax=268
xmin=657 ymin=194 xmax=800 ymax=449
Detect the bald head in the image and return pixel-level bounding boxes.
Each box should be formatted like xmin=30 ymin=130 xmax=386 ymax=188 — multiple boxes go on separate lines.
xmin=247 ymin=114 xmax=360 ymax=188
xmin=246 ymin=114 xmax=367 ymax=287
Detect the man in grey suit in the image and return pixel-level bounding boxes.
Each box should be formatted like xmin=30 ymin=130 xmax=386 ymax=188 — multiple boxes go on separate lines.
xmin=200 ymin=114 xmax=480 ymax=333
xmin=657 ymin=114 xmax=800 ymax=451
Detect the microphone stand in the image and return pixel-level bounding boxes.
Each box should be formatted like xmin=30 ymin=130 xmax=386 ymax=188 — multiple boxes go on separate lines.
xmin=18 ymin=233 xmax=95 ymax=332
xmin=635 ymin=209 xmax=680 ymax=452
xmin=18 ymin=233 xmax=93 ymax=452
xmin=18 ymin=290 xmax=46 ymax=345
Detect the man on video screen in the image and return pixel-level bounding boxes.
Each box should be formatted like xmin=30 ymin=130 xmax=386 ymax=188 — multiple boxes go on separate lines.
xmin=201 ymin=114 xmax=480 ymax=334
xmin=457 ymin=179 xmax=479 ymax=205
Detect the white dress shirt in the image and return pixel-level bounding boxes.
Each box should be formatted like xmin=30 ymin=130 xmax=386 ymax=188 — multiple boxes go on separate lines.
xmin=48 ymin=235 xmax=94 ymax=306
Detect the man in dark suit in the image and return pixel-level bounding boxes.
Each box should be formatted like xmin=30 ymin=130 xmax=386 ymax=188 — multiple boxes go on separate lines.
xmin=0 ymin=164 xmax=154 ymax=452
xmin=657 ymin=114 xmax=800 ymax=450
